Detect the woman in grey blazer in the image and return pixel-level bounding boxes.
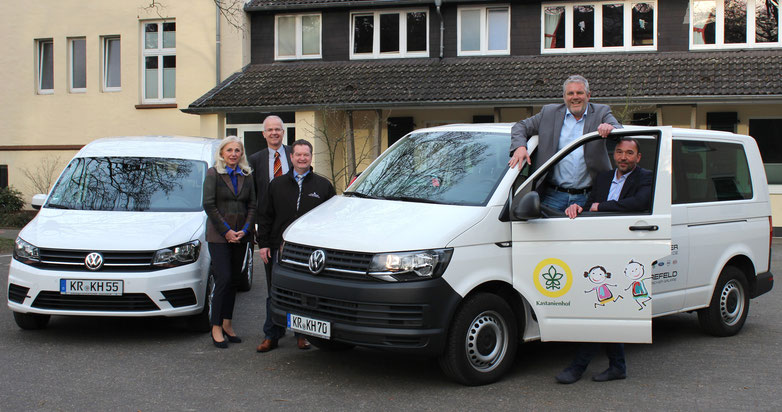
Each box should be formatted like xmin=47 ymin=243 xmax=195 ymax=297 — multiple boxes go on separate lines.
xmin=203 ymin=136 xmax=256 ymax=348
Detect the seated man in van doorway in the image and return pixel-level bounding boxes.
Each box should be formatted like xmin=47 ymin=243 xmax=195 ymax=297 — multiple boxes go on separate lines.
xmin=564 ymin=137 xmax=652 ymax=219
xmin=555 ymin=137 xmax=651 ymax=384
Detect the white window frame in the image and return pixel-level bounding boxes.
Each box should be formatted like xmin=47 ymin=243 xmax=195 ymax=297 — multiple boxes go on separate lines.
xmin=457 ymin=5 xmax=511 ymax=56
xmin=68 ymin=37 xmax=87 ymax=93
xmin=540 ymin=1 xmax=657 ymax=53
xmin=349 ymin=9 xmax=430 ymax=59
xmin=274 ymin=13 xmax=322 ymax=60
xmin=689 ymin=0 xmax=781 ymax=49
xmin=102 ymin=36 xmax=121 ymax=92
xmin=37 ymin=39 xmax=54 ymax=94
xmin=141 ymin=20 xmax=176 ymax=104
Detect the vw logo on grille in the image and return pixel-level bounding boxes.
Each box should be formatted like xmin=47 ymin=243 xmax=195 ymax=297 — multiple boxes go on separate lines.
xmin=84 ymin=252 xmax=104 ymax=271
xmin=308 ymin=249 xmax=326 ymax=274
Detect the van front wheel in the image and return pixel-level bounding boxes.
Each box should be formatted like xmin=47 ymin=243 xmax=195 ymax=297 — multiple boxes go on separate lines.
xmin=698 ymin=266 xmax=749 ymax=337
xmin=438 ymin=293 xmax=518 ymax=386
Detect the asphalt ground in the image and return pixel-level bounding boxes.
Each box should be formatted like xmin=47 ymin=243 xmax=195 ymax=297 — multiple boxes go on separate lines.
xmin=0 ymin=241 xmax=780 ymax=411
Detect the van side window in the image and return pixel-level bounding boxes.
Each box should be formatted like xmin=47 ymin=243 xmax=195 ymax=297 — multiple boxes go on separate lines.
xmin=672 ymin=140 xmax=752 ymax=204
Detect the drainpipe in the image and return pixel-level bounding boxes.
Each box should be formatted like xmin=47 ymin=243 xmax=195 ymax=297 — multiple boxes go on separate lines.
xmin=434 ymin=0 xmax=443 ymax=58
xmin=215 ymin=0 xmax=222 ymax=85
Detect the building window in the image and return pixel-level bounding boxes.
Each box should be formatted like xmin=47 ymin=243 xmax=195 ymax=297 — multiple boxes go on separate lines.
xmin=37 ymin=39 xmax=54 ymax=94
xmin=458 ymin=5 xmax=510 ymax=56
xmin=542 ymin=1 xmax=656 ymax=52
xmin=350 ymin=10 xmax=428 ymax=59
xmin=103 ymin=36 xmax=121 ymax=91
xmin=0 ymin=165 xmax=7 ymax=188
xmin=749 ymin=118 xmax=782 ymax=184
xmin=69 ymin=38 xmax=86 ymax=93
xmin=691 ymin=0 xmax=779 ymax=48
xmin=142 ymin=21 xmax=175 ymax=103
xmin=275 ymin=14 xmax=321 ymax=60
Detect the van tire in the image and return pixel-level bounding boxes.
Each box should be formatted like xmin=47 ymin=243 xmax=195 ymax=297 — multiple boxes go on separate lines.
xmin=307 ymin=336 xmax=355 ymax=351
xmin=13 ymin=312 xmax=51 ymax=330
xmin=187 ymin=269 xmax=215 ymax=333
xmin=697 ymin=266 xmax=750 ymax=337
xmin=238 ymin=242 xmax=254 ymax=292
xmin=438 ymin=293 xmax=518 ymax=386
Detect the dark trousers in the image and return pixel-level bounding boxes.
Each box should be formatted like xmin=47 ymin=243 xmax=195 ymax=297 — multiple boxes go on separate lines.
xmin=570 ymin=343 xmax=626 ymax=374
xmin=263 ymin=250 xmax=287 ymax=341
xmin=208 ymin=241 xmax=246 ymax=326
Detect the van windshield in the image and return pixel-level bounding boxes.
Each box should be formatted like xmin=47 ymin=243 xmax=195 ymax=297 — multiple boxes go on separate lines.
xmin=349 ymin=131 xmax=509 ymax=206
xmin=45 ymin=157 xmax=207 ymax=212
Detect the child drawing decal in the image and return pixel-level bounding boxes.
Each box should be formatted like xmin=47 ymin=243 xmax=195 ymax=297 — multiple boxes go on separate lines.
xmin=584 ymin=265 xmax=623 ymax=308
xmin=624 ymin=259 xmax=652 ymax=310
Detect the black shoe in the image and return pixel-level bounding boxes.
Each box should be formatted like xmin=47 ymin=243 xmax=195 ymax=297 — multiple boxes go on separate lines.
xmin=555 ymin=367 xmax=584 ymax=384
xmin=222 ymin=329 xmax=242 ymax=343
xmin=212 ymin=333 xmax=228 ymax=349
xmin=592 ymin=367 xmax=626 ymax=382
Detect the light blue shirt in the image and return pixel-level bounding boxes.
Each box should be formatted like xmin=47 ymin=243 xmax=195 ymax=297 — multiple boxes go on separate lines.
xmin=268 ymin=146 xmax=289 ymax=180
xmin=550 ymin=106 xmax=591 ymax=189
xmin=607 ymin=168 xmax=635 ymax=201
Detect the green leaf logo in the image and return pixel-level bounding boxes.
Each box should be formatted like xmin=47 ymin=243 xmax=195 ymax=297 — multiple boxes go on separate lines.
xmin=542 ymin=265 xmax=564 ymax=291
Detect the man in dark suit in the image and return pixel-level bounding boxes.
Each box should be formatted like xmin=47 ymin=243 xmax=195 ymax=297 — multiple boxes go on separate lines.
xmin=247 ymin=115 xmax=294 ymax=350
xmin=564 ymin=137 xmax=652 ymax=218
xmin=509 ymin=75 xmax=622 ymax=212
xmin=555 ymin=137 xmax=650 ymax=384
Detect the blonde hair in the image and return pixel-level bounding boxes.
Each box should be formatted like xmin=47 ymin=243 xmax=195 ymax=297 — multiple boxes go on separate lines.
xmin=213 ymin=136 xmax=252 ymax=175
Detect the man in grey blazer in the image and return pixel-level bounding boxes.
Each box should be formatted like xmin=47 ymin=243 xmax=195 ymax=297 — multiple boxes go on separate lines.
xmin=509 ymin=75 xmax=622 ymax=211
xmin=247 ymin=115 xmax=294 ymax=347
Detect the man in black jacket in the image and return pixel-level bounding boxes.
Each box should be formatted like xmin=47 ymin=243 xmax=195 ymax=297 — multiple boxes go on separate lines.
xmin=256 ymin=139 xmax=336 ymax=353
xmin=564 ymin=137 xmax=652 ymax=219
xmin=556 ymin=136 xmax=650 ymax=384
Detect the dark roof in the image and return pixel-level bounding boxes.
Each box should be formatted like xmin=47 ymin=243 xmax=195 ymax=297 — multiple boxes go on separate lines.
xmin=245 ymin=0 xmax=474 ymax=11
xmin=185 ymin=50 xmax=782 ymax=113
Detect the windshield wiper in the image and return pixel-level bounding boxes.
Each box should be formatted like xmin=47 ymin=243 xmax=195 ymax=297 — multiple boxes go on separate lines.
xmin=383 ymin=196 xmax=446 ymax=205
xmin=343 ymin=191 xmax=381 ymax=200
xmin=45 ymin=203 xmax=72 ymax=210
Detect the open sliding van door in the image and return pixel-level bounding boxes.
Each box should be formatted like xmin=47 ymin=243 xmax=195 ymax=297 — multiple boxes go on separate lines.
xmin=510 ymin=127 xmax=672 ymax=343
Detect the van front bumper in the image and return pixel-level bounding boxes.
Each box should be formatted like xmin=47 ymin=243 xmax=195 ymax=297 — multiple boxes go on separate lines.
xmin=270 ymin=263 xmax=462 ymax=355
xmin=6 ymin=258 xmax=208 ymax=317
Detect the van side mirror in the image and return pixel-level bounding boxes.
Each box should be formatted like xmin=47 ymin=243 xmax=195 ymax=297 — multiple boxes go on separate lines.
xmin=31 ymin=194 xmax=46 ymax=210
xmin=512 ymin=192 xmax=541 ymax=221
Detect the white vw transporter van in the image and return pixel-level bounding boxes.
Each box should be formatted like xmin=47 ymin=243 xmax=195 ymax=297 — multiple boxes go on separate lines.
xmin=269 ymin=124 xmax=773 ymax=386
xmin=7 ymin=136 xmax=254 ymax=331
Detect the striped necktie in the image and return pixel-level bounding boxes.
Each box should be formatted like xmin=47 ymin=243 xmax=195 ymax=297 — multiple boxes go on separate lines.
xmin=273 ymin=151 xmax=282 ymax=178
xmin=296 ymin=174 xmax=304 ymax=211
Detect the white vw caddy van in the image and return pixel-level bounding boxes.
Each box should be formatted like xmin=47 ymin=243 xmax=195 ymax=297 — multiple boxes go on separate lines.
xmin=269 ymin=124 xmax=773 ymax=386
xmin=7 ymin=136 xmax=254 ymax=331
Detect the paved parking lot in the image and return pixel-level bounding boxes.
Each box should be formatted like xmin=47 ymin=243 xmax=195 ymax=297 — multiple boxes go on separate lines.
xmin=1 ymin=241 xmax=780 ymax=411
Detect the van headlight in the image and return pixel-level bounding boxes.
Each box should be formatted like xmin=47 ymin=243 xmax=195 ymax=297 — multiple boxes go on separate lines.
xmin=368 ymin=248 xmax=453 ymax=282
xmin=13 ymin=237 xmax=40 ymax=265
xmin=153 ymin=240 xmax=201 ymax=267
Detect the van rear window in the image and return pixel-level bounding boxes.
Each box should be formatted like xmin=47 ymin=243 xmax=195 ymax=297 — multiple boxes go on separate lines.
xmin=46 ymin=157 xmax=207 ymax=212
xmin=672 ymin=140 xmax=752 ymax=204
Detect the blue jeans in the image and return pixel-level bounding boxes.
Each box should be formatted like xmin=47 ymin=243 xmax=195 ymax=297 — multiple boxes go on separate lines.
xmin=541 ymin=187 xmax=588 ymax=212
xmin=570 ymin=343 xmax=626 ymax=374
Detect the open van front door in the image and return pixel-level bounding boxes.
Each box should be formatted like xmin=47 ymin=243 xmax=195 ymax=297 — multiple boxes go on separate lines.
xmin=511 ymin=128 xmax=672 ymax=343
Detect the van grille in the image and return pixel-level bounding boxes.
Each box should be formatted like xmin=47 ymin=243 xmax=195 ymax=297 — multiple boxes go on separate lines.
xmin=161 ymin=288 xmax=197 ymax=307
xmin=32 ymin=291 xmax=160 ymax=311
xmin=34 ymin=248 xmax=158 ymax=272
xmin=279 ymin=242 xmax=375 ymax=282
xmin=8 ymin=283 xmax=30 ymax=304
xmin=272 ymin=286 xmax=425 ymax=327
